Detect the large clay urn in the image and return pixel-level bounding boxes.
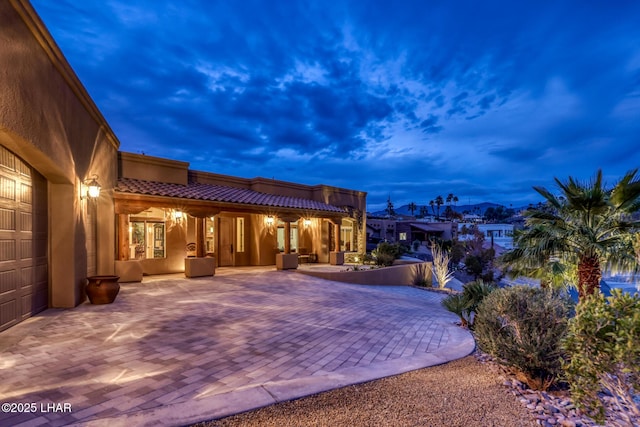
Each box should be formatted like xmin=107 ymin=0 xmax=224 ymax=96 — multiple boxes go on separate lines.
xmin=85 ymin=275 xmax=120 ymax=304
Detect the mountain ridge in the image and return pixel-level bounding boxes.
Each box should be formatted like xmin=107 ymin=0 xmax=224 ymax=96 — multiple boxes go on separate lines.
xmin=369 ymin=202 xmax=525 ymax=217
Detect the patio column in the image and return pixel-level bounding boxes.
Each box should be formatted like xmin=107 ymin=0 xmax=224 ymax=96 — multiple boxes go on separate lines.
xmin=334 ymin=222 xmax=341 ymax=252
xmin=117 ymin=214 xmax=130 ymax=261
xmin=284 ymin=221 xmax=291 ymax=254
xmin=196 ymin=217 xmax=205 ymax=257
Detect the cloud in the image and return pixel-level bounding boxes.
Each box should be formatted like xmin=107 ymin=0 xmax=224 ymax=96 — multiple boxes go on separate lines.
xmin=31 ymin=0 xmax=640 ymax=212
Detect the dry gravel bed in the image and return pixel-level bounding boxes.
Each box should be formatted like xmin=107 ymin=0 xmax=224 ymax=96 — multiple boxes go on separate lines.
xmin=195 ymin=354 xmax=537 ymax=427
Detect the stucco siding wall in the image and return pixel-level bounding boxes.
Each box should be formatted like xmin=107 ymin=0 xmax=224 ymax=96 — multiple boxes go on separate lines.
xmin=1 ymin=1 xmax=119 ymax=307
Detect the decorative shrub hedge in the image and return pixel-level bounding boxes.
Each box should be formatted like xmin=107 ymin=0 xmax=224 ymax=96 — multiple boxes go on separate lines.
xmin=474 ymin=286 xmax=573 ymax=390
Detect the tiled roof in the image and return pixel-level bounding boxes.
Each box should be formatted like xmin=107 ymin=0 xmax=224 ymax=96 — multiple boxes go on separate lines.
xmin=115 ymin=178 xmax=346 ymax=213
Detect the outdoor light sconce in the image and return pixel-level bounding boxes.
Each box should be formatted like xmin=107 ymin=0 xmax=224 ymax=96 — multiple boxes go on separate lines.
xmin=266 ymin=215 xmax=275 ymax=226
xmin=81 ymin=175 xmax=101 ymax=199
xmin=303 ymin=219 xmax=312 ymax=227
xmin=174 ymin=210 xmax=184 ymax=221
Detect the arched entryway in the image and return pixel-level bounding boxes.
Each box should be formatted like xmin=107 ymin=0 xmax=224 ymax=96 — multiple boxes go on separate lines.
xmin=0 ymin=145 xmax=48 ymax=332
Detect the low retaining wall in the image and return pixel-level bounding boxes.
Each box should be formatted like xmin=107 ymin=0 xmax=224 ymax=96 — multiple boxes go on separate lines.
xmin=297 ymin=261 xmax=433 ymax=286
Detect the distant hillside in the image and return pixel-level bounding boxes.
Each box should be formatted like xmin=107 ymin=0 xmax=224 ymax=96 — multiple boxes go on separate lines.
xmin=370 ymin=202 xmax=521 ymax=217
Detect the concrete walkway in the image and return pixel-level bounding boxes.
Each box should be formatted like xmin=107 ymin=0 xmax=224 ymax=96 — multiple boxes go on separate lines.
xmin=0 ymin=267 xmax=474 ymax=427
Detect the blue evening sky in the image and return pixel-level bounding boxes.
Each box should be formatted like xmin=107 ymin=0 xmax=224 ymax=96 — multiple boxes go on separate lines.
xmin=31 ymin=0 xmax=640 ymax=212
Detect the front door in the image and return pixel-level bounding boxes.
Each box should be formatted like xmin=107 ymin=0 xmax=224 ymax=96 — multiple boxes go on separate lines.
xmin=218 ymin=216 xmax=234 ymax=266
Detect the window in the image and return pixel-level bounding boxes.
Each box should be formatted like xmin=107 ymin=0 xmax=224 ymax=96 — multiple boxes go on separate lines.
xmin=129 ymin=208 xmax=167 ymax=259
xmin=130 ymin=220 xmax=165 ymax=259
xmin=236 ymin=217 xmax=245 ymax=253
xmin=277 ymin=221 xmax=298 ymax=252
xmin=399 ymin=232 xmax=407 ymax=241
xmin=205 ymin=217 xmax=215 ymax=254
xmin=340 ymin=224 xmax=353 ymax=251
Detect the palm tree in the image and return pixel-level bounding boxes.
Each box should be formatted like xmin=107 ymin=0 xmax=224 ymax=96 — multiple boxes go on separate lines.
xmin=429 ymin=200 xmax=435 ymax=216
xmin=501 ymin=169 xmax=640 ymax=300
xmin=386 ymin=195 xmax=396 ymax=218
xmin=419 ymin=206 xmax=428 ymax=218
xmin=407 ymin=202 xmax=417 ymax=217
xmin=435 ymin=195 xmax=444 ymax=219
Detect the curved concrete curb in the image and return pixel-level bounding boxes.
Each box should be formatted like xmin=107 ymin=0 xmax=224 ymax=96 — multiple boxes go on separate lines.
xmin=77 ymin=322 xmax=475 ymax=427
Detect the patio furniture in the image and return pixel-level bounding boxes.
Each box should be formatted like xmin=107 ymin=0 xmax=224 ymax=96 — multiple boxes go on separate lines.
xmin=298 ymin=248 xmax=316 ymax=263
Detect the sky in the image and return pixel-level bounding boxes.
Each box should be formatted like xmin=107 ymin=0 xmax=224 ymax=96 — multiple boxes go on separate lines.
xmin=31 ymin=0 xmax=640 ymax=212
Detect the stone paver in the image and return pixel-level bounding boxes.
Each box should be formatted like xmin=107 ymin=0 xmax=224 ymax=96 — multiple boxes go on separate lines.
xmin=0 ymin=267 xmax=474 ymax=426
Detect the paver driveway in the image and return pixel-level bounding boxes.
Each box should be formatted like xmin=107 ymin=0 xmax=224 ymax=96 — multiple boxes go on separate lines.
xmin=0 ymin=267 xmax=474 ymax=426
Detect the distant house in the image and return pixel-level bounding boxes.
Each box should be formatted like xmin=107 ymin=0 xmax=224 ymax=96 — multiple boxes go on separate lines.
xmin=458 ymin=223 xmax=514 ymax=249
xmin=396 ymin=221 xmax=456 ymax=244
xmin=366 ymin=217 xmax=396 ymax=242
xmin=462 ymin=214 xmax=483 ymax=223
xmin=366 ymin=217 xmax=456 ymax=245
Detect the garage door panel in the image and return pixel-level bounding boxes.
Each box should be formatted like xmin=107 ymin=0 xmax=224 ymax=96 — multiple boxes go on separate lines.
xmin=20 ymin=293 xmax=33 ymax=320
xmin=0 ymin=240 xmax=16 ymax=261
xmin=20 ymin=183 xmax=32 ymax=204
xmin=20 ymin=239 xmax=32 ymax=259
xmin=21 ymin=266 xmax=32 ymax=284
xmin=0 ymin=208 xmax=15 ymax=230
xmin=0 ymin=175 xmax=16 ymax=200
xmin=1 ymin=300 xmax=16 ymax=330
xmin=20 ymin=211 xmax=31 ymax=231
xmin=0 ymin=269 xmax=17 ymax=294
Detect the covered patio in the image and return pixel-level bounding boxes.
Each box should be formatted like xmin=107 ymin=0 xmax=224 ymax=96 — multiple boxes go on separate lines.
xmin=112 ymin=152 xmax=367 ymax=280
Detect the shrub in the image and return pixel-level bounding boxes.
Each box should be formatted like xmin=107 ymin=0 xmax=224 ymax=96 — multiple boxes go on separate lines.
xmin=464 ymin=254 xmax=483 ymax=279
xmin=441 ymin=294 xmax=468 ymax=327
xmin=411 ymin=263 xmax=432 ymax=287
xmin=431 ymin=243 xmax=454 ymax=289
xmin=441 ymin=280 xmax=496 ymax=328
xmin=562 ymin=289 xmax=640 ymax=424
xmin=372 ymin=242 xmax=405 ymax=266
xmin=462 ymin=280 xmax=496 ymax=326
xmin=474 ymin=286 xmax=572 ymax=390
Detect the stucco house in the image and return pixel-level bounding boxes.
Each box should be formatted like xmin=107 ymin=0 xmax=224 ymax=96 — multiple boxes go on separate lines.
xmin=0 ymin=0 xmax=366 ymax=332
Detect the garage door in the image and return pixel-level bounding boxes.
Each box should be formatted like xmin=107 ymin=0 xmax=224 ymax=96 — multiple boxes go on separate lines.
xmin=0 ymin=145 xmax=48 ymax=332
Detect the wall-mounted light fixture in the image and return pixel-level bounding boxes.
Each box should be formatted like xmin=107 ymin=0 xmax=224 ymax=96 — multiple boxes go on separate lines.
xmin=81 ymin=175 xmax=101 ymax=199
xmin=265 ymin=215 xmax=275 ymax=225
xmin=174 ymin=210 xmax=184 ymax=221
xmin=303 ymin=219 xmax=312 ymax=227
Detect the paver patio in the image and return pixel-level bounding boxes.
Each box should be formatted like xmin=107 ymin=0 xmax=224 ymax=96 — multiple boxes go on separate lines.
xmin=0 ymin=267 xmax=474 ymax=426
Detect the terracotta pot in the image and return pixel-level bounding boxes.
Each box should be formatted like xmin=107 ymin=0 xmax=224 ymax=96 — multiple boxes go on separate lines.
xmin=85 ymin=275 xmax=120 ymax=304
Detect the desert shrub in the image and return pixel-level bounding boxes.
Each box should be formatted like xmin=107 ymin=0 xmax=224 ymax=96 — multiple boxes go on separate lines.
xmin=431 ymin=243 xmax=454 ymax=289
xmin=462 ymin=280 xmax=496 ymax=325
xmin=411 ymin=263 xmax=432 ymax=287
xmin=441 ymin=280 xmax=496 ymax=328
xmin=474 ymin=286 xmax=572 ymax=390
xmin=464 ymin=254 xmax=483 ymax=279
xmin=373 ymin=252 xmax=394 ymax=266
xmin=372 ymin=242 xmax=405 ymax=266
xmin=450 ymin=241 xmax=466 ymax=264
xmin=362 ymin=253 xmax=376 ymax=265
xmin=481 ymin=270 xmax=494 ymax=283
xmin=441 ymin=294 xmax=468 ymax=327
xmin=562 ymin=289 xmax=640 ymax=424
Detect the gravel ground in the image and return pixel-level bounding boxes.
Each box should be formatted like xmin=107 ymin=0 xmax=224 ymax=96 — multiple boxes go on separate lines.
xmin=195 ymin=355 xmax=537 ymax=427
